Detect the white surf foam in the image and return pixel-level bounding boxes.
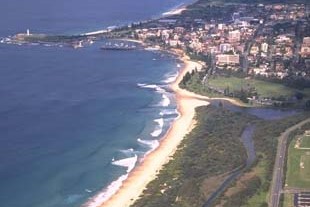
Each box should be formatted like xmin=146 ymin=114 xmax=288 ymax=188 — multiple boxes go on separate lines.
xmin=112 ymin=155 xmax=138 ymax=173
xmin=160 ymin=94 xmax=170 ymax=107
xmin=159 ymin=109 xmax=178 ymax=116
xmin=82 ymin=155 xmax=138 ymax=207
xmin=120 ymin=148 xmax=134 ymax=153
xmin=150 ymin=118 xmax=164 ymax=137
xmin=83 ymin=174 xmax=129 ymax=207
xmin=137 ymin=83 xmax=165 ymax=93
xmin=137 ymin=83 xmax=156 ymax=89
xmin=137 ymin=83 xmax=171 ymax=107
xmin=119 ymin=148 xmax=136 ymax=157
xmin=162 ymin=71 xmax=179 ymax=84
xmin=137 ymin=138 xmax=160 ymax=155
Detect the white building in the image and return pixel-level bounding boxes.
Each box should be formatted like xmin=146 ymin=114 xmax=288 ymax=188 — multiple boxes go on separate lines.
xmin=261 ymin=42 xmax=269 ymax=53
xmin=219 ymin=43 xmax=233 ymax=53
xmin=228 ymin=30 xmax=241 ymax=42
xmin=217 ymin=54 xmax=240 ymax=65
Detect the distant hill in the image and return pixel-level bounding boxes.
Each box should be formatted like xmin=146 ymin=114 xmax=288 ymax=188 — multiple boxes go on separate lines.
xmin=195 ymin=0 xmax=309 ymax=4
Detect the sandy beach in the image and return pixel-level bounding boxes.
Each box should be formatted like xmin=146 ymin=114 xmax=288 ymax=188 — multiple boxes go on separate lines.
xmin=98 ymin=57 xmax=209 ymax=207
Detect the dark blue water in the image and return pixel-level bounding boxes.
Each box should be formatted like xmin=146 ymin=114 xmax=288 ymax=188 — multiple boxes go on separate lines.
xmin=0 ymin=1 xmax=193 ymax=207
xmin=0 ymin=0 xmax=194 ymax=36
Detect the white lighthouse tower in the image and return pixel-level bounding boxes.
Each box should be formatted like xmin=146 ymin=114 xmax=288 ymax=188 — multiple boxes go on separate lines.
xmin=26 ymin=29 xmax=30 ymax=36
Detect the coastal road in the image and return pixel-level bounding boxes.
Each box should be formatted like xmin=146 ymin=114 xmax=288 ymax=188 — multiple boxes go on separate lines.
xmin=269 ymin=118 xmax=310 ymax=207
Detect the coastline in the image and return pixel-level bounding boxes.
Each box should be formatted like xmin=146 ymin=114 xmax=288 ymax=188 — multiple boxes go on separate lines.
xmin=97 ymin=56 xmax=209 ymax=207
xmin=87 ymin=50 xmax=248 ymax=207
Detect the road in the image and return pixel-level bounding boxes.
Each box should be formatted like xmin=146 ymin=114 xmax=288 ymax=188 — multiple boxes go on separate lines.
xmin=283 ymin=187 xmax=310 ymax=194
xmin=269 ymin=118 xmax=310 ymax=207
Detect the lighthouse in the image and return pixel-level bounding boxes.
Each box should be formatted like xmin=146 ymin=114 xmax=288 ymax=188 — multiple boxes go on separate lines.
xmin=27 ymin=29 xmax=30 ymax=36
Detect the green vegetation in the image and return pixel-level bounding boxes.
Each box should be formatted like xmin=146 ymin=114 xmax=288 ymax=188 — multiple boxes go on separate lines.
xmin=20 ymin=34 xmax=85 ymax=43
xmin=239 ymin=157 xmax=269 ymax=207
xmin=180 ymin=69 xmax=310 ymax=107
xmin=131 ymin=106 xmax=253 ymax=207
xmin=286 ymin=130 xmax=310 ymax=188
xmin=217 ymin=113 xmax=310 ymax=207
xmin=282 ymin=194 xmax=294 ymax=207
xmin=221 ymin=176 xmax=262 ymax=207
xmin=194 ymin=0 xmax=308 ymax=5
xmin=301 ymin=135 xmax=310 ymax=148
xmin=179 ymin=69 xmax=214 ymax=97
xmin=130 ymin=101 xmax=310 ymax=207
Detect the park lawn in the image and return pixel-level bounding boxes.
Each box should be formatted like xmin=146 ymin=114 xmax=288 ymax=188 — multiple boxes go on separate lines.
xmin=208 ymin=76 xmax=301 ymax=98
xmin=242 ymin=191 xmax=268 ymax=207
xmin=301 ymin=136 xmax=310 ymax=148
xmin=286 ymin=137 xmax=310 ymax=188
xmin=300 ymin=154 xmax=310 ymax=181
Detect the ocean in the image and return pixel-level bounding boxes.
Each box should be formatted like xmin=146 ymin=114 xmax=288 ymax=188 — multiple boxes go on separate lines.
xmin=0 ymin=1 xmax=194 ymax=207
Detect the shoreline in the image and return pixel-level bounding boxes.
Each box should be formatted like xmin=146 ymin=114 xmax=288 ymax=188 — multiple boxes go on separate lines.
xmin=87 ymin=49 xmax=248 ymax=207
xmin=97 ymin=56 xmax=209 ymax=207
xmin=84 ymin=45 xmax=249 ymax=207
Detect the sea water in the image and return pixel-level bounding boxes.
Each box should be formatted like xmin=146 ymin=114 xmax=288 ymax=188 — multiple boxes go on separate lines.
xmin=0 ymin=0 xmax=194 ymax=207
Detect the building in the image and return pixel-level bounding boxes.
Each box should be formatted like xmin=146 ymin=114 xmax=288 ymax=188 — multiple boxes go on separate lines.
xmin=250 ymin=45 xmax=260 ymax=55
xmin=303 ymin=37 xmax=310 ymax=45
xmin=169 ymin=40 xmax=179 ymax=47
xmin=228 ymin=30 xmax=241 ymax=42
xmin=208 ymin=46 xmax=218 ymax=54
xmin=218 ymin=23 xmax=225 ymax=30
xmin=217 ymin=54 xmax=240 ymax=65
xmin=300 ymin=46 xmax=310 ymax=57
xmin=219 ymin=43 xmax=233 ymax=53
xmin=301 ymin=37 xmax=310 ymax=57
xmin=261 ymin=42 xmax=269 ymax=53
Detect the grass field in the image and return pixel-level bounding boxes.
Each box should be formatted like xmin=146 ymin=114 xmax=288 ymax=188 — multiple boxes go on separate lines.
xmin=300 ymin=154 xmax=310 ymax=181
xmin=286 ymin=137 xmax=310 ymax=188
xmin=283 ymin=194 xmax=294 ymax=207
xmin=207 ymin=76 xmax=310 ymax=98
xmin=300 ymin=136 xmax=310 ymax=148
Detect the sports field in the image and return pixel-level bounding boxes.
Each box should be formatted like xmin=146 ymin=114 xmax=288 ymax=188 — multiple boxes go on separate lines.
xmin=286 ymin=136 xmax=310 ymax=188
xmin=208 ymin=76 xmax=310 ymax=98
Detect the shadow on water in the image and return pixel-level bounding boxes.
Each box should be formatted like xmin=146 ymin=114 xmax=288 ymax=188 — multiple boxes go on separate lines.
xmin=203 ymin=100 xmax=298 ymax=207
